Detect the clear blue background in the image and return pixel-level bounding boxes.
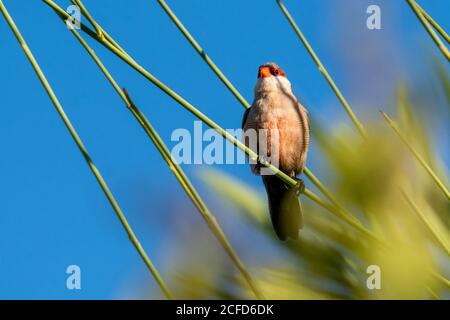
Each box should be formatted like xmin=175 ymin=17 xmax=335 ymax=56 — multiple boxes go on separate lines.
xmin=0 ymin=0 xmax=449 ymax=299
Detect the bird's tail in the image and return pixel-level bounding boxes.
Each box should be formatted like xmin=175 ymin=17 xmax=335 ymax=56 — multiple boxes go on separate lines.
xmin=262 ymin=175 xmax=303 ymax=241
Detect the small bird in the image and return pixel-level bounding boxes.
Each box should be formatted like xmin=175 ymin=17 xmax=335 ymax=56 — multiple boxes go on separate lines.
xmin=242 ymin=62 xmax=310 ymax=241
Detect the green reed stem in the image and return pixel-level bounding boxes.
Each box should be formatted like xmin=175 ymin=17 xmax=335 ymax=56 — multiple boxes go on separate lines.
xmin=402 ymin=191 xmax=450 ymax=256
xmin=381 ymin=112 xmax=450 ymax=200
xmin=276 ymin=0 xmax=367 ymax=138
xmin=274 ymin=1 xmax=449 ymax=261
xmin=40 ymin=5 xmax=450 ymax=292
xmin=406 ymin=0 xmax=450 ymax=61
xmin=0 ymin=0 xmax=173 ymax=299
xmin=65 ymin=20 xmax=265 ymax=299
xmin=42 ymin=0 xmax=382 ymax=244
xmin=70 ymin=0 xmax=126 ymax=54
xmin=44 ymin=2 xmax=450 ymax=290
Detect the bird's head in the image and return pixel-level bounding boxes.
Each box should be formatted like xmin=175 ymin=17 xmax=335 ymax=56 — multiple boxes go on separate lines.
xmin=254 ymin=62 xmax=292 ymax=95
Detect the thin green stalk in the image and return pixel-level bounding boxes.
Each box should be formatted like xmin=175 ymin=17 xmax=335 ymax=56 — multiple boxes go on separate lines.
xmin=0 ymin=0 xmax=173 ymax=299
xmin=156 ymin=0 xmax=251 ymax=109
xmin=303 ymin=168 xmax=361 ymax=227
xmin=381 ymin=112 xmax=450 ymax=200
xmin=42 ymin=0 xmax=380 ymax=244
xmin=276 ymin=0 xmax=367 ymax=138
xmin=402 ymin=191 xmax=450 ymax=256
xmin=155 ymin=0 xmax=366 ymax=232
xmin=415 ymin=2 xmax=450 ymax=44
xmin=432 ymin=271 xmax=450 ymax=288
xmin=71 ymin=0 xmax=103 ymax=39
xmin=406 ymin=0 xmax=450 ymax=61
xmin=66 ymin=22 xmax=265 ymax=299
xmin=125 ymin=93 xmax=265 ymax=299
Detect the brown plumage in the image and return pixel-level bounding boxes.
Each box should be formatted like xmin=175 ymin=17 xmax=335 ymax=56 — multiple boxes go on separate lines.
xmin=242 ymin=63 xmax=310 ymax=240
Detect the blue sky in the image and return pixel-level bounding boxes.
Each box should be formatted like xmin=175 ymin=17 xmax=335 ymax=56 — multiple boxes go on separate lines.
xmin=0 ymin=0 xmax=449 ymax=299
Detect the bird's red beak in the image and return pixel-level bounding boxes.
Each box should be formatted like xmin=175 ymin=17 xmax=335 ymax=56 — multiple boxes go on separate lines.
xmin=258 ymin=66 xmax=271 ymax=78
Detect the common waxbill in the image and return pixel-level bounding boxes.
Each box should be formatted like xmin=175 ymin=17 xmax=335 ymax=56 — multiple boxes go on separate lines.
xmin=242 ymin=62 xmax=310 ymax=241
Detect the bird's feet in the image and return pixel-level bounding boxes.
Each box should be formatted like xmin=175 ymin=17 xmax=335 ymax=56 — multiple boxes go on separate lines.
xmin=292 ymin=178 xmax=305 ymax=196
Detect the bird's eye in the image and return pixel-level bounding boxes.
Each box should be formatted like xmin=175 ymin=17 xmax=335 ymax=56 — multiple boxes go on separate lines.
xmin=272 ymin=69 xmax=279 ymax=75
